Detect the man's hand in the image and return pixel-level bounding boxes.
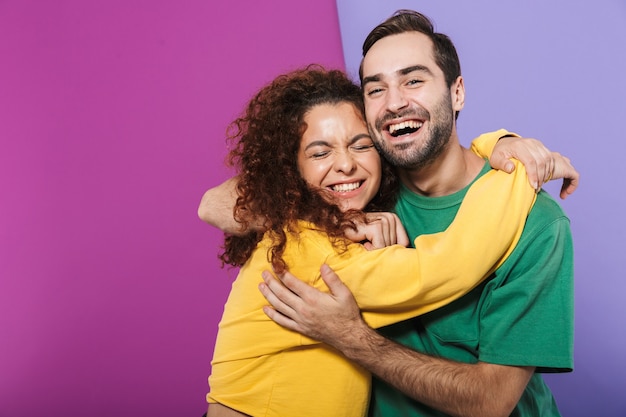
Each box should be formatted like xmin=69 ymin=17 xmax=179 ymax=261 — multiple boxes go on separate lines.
xmin=344 ymin=212 xmax=409 ymax=250
xmin=259 ymin=264 xmax=535 ymax=417
xmin=548 ymin=152 xmax=579 ymax=199
xmin=259 ymin=264 xmax=363 ymax=346
xmin=491 ymin=137 xmax=579 ymax=199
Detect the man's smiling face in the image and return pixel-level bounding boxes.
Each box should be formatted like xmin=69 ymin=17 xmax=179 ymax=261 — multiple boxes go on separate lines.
xmin=361 ymin=31 xmax=463 ymax=170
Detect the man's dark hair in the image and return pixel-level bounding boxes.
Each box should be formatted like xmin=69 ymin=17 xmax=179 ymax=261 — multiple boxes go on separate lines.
xmin=359 ymin=9 xmax=462 ymax=90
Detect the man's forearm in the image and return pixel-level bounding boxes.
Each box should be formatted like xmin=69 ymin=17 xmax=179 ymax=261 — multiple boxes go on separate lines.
xmin=336 ymin=321 xmax=533 ymax=417
xmin=197 ymin=177 xmax=267 ymax=234
xmin=197 ymin=177 xmax=244 ymax=233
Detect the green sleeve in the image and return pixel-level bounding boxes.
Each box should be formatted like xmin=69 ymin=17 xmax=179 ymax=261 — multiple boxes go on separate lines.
xmin=478 ymin=199 xmax=574 ymax=371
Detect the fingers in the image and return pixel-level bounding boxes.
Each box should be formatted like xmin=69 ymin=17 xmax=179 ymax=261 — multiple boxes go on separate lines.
xmin=259 ymin=265 xmax=362 ymax=344
xmin=259 ymin=271 xmax=315 ymax=333
xmin=319 ymin=264 xmax=349 ymax=297
xmin=261 ymin=304 xmax=299 ymax=332
xmin=280 ymin=269 xmax=319 ymax=299
xmin=395 ymin=220 xmax=410 ymax=247
xmin=548 ymin=153 xmax=580 ymax=199
xmin=533 ymin=139 xmax=552 ymax=186
xmin=516 ymin=138 xmax=552 ymax=191
xmin=560 ymin=178 xmax=579 ymax=199
xmin=361 ymin=212 xmax=406 ymax=249
xmin=367 ymin=222 xmax=390 ymax=250
xmin=364 ymin=213 xmax=393 ymax=248
xmin=536 ymin=142 xmax=554 ymax=190
xmin=345 ymin=214 xmax=393 ymax=249
xmin=259 ymin=270 xmax=298 ymax=318
xmin=492 ymin=137 xmax=557 ymax=192
xmin=488 ymin=149 xmax=516 ymax=173
xmin=259 ymin=268 xmax=329 ymax=319
xmin=379 ymin=213 xmax=396 ymax=247
xmin=497 ymin=143 xmax=579 ymax=199
xmin=319 ymin=264 xmax=360 ymax=310
xmin=362 ymin=241 xmax=375 ymax=251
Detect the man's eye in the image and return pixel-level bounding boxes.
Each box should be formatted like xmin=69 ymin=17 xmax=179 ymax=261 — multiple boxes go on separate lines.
xmin=367 ymin=88 xmax=383 ymax=96
xmin=407 ymin=79 xmax=422 ymax=86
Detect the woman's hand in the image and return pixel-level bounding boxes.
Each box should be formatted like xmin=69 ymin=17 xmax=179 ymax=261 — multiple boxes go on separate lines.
xmin=343 ymin=212 xmax=410 ymax=250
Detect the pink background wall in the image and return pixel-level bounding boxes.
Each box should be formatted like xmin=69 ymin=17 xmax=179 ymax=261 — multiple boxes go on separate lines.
xmin=0 ymin=1 xmax=344 ymax=415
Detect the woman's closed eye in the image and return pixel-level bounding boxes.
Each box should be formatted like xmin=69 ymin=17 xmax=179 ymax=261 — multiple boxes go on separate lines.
xmin=351 ymin=143 xmax=376 ymax=152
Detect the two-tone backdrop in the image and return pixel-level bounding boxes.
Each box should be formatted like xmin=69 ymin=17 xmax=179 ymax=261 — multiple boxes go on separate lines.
xmin=1 ymin=0 xmax=624 ymax=416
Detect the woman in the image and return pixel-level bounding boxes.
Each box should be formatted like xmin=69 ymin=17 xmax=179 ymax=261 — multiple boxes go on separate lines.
xmin=206 ymin=66 xmax=560 ymax=417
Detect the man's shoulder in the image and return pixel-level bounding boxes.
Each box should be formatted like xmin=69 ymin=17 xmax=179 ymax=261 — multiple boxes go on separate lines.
xmin=529 ymin=191 xmax=569 ymax=221
xmin=521 ymin=190 xmax=571 ymax=241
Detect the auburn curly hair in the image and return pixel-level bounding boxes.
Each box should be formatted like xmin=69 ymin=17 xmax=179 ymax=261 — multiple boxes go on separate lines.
xmin=219 ymin=65 xmax=399 ymax=272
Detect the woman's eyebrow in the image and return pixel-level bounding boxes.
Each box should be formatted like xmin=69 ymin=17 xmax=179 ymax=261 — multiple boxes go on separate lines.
xmin=349 ymin=133 xmax=373 ymax=144
xmin=303 ymin=133 xmax=371 ymax=151
xmin=303 ymin=140 xmax=330 ymax=151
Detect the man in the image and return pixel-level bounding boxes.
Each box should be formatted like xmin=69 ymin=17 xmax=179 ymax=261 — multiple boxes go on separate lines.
xmin=257 ymin=10 xmax=574 ymax=417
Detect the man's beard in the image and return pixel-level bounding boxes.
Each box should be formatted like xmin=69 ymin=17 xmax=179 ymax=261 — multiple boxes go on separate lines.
xmin=370 ymin=93 xmax=454 ymax=170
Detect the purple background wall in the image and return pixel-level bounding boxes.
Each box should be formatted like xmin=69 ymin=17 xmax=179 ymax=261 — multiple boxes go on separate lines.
xmin=1 ymin=0 xmax=624 ymax=416
xmin=336 ymin=1 xmax=626 ymax=416
xmin=0 ymin=1 xmax=344 ymax=416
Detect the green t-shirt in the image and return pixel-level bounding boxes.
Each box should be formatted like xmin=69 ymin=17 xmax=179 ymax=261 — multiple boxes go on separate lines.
xmin=369 ymin=162 xmax=574 ymax=417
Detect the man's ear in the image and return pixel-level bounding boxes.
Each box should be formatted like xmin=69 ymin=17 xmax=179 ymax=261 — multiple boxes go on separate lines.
xmin=451 ymin=76 xmax=465 ymax=112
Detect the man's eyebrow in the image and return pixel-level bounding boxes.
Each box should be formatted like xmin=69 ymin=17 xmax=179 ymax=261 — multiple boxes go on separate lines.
xmin=362 ymin=65 xmax=433 ymax=86
xmin=400 ymin=65 xmax=433 ymax=76
xmin=361 ymin=74 xmax=380 ymax=86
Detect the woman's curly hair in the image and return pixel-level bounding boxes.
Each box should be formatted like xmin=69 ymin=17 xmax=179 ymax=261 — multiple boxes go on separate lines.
xmin=219 ymin=65 xmax=399 ymax=272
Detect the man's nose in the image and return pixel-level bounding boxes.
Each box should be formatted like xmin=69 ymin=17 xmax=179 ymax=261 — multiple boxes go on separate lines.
xmin=386 ymin=87 xmax=409 ymax=113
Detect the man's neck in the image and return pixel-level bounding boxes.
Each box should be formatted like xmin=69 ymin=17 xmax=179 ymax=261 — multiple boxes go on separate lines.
xmin=398 ymin=143 xmax=485 ymax=197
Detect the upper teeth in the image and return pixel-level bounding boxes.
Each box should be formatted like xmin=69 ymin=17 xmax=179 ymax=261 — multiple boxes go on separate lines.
xmin=389 ymin=120 xmax=422 ymax=134
xmin=332 ymin=182 xmax=360 ymax=192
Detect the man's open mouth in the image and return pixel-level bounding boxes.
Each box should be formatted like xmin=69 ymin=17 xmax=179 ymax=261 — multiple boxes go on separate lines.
xmin=388 ymin=120 xmax=423 ymax=137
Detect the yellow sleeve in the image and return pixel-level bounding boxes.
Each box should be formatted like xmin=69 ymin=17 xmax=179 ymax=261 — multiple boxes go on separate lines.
xmin=322 ymin=160 xmax=536 ymax=329
xmin=469 ymin=129 xmax=520 ymax=159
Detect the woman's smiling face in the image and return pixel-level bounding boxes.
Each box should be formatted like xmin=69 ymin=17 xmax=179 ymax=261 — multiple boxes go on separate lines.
xmin=297 ymin=102 xmax=382 ymax=211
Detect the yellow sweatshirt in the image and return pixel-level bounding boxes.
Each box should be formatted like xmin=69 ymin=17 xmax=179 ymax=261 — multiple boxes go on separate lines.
xmin=208 ymin=130 xmax=534 ymax=417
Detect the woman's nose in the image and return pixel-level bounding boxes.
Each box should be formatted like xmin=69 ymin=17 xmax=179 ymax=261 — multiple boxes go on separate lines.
xmin=334 ymin=151 xmax=357 ymax=174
